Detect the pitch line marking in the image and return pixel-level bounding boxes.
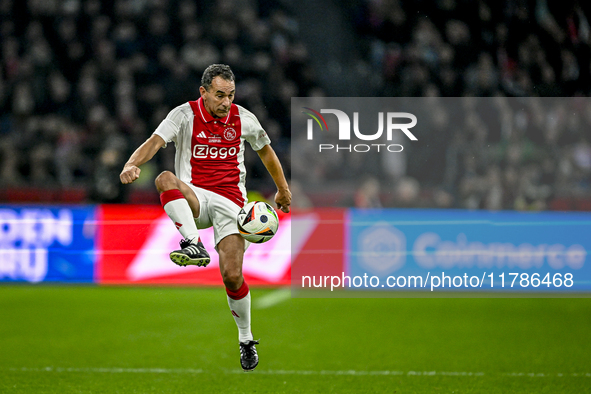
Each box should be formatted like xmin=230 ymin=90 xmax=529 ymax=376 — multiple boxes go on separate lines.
xmin=8 ymin=367 xmax=204 ymax=374
xmin=6 ymin=367 xmax=591 ymax=377
xmin=254 ymin=287 xmax=291 ymax=309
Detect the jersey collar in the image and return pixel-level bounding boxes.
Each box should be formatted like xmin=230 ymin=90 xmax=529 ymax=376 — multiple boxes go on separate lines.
xmin=197 ymin=97 xmax=232 ymax=125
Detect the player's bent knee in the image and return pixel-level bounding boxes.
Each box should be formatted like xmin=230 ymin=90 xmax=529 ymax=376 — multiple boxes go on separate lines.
xmin=155 ymin=171 xmax=178 ymax=192
xmin=222 ymin=269 xmax=243 ymax=290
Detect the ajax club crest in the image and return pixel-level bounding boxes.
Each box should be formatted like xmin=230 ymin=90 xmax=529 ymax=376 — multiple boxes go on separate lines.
xmin=223 ymin=127 xmax=237 ymax=141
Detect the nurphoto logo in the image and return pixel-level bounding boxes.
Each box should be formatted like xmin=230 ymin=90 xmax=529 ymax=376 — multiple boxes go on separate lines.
xmin=302 ymin=107 xmax=417 ymax=153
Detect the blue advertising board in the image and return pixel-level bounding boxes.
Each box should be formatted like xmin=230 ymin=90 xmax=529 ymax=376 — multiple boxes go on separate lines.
xmin=347 ymin=209 xmax=591 ymax=293
xmin=0 ymin=206 xmax=97 ymax=283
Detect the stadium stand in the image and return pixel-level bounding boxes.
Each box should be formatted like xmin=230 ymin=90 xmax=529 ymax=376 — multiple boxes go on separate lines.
xmin=1 ymin=0 xmax=590 ymax=210
xmin=0 ymin=0 xmax=312 ymax=202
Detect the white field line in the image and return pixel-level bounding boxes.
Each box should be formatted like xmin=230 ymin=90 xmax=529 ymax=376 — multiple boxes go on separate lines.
xmin=5 ymin=367 xmax=591 ymax=378
xmin=8 ymin=367 xmax=204 ymax=374
xmin=254 ymin=287 xmax=291 ymax=309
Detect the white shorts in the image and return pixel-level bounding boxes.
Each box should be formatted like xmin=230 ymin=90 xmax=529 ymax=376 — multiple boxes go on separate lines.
xmin=184 ymin=182 xmax=248 ymax=249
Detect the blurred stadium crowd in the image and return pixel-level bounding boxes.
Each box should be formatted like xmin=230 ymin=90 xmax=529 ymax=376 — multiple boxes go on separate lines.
xmin=1 ymin=0 xmax=590 ymax=210
xmin=293 ymin=97 xmax=591 ymax=211
xmin=351 ymin=0 xmax=591 ymax=97
xmin=0 ymin=0 xmax=314 ymax=202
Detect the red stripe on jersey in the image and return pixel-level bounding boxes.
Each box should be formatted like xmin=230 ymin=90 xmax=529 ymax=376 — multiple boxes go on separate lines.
xmin=188 ymin=99 xmax=244 ymax=206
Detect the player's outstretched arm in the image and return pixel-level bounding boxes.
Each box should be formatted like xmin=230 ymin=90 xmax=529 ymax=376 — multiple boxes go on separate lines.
xmin=120 ymin=134 xmax=166 ymax=184
xmin=256 ymin=144 xmax=291 ymax=213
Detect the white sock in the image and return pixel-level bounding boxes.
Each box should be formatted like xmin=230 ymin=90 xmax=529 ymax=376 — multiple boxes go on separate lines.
xmin=161 ymin=191 xmax=199 ymax=241
xmin=227 ymin=292 xmax=253 ymax=343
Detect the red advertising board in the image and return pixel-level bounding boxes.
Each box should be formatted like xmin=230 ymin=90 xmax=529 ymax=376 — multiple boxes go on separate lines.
xmin=290 ymin=209 xmax=347 ymax=287
xmin=96 ymin=205 xmax=346 ymax=286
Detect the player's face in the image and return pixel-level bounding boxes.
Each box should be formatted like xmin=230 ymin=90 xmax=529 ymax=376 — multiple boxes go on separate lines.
xmin=200 ymin=76 xmax=236 ymax=118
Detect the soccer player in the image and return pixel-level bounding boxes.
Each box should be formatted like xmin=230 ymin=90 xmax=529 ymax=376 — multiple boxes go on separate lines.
xmin=119 ymin=64 xmax=291 ymax=371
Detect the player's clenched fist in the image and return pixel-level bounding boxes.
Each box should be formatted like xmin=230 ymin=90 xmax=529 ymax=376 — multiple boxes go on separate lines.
xmin=120 ymin=165 xmax=141 ymax=184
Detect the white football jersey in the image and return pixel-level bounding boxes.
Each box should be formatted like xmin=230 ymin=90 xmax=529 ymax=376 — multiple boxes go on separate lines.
xmin=154 ymin=98 xmax=271 ymax=206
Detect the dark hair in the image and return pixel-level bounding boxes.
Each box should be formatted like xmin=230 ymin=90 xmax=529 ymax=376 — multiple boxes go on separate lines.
xmin=201 ymin=64 xmax=235 ymax=91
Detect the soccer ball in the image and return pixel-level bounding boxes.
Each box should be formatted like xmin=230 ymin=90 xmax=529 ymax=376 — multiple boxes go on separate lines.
xmin=237 ymin=201 xmax=279 ymax=243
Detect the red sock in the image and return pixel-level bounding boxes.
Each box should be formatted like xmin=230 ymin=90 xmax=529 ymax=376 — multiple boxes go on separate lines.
xmin=160 ymin=189 xmax=184 ymax=206
xmin=226 ymin=281 xmax=249 ymax=300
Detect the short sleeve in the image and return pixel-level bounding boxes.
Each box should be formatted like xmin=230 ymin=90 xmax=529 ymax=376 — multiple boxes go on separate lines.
xmin=153 ymin=104 xmax=190 ymax=148
xmin=238 ymin=105 xmax=271 ymax=151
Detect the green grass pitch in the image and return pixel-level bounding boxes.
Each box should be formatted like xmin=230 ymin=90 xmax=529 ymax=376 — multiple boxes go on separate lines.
xmin=0 ymin=286 xmax=590 ymax=393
